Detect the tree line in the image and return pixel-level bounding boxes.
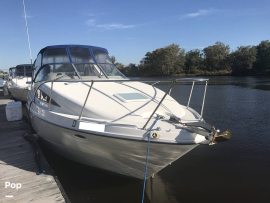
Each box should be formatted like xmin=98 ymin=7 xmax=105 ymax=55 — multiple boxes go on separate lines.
xmin=114 ymin=40 xmax=270 ymax=77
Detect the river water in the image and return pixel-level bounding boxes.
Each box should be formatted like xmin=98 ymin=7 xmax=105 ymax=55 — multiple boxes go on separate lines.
xmin=40 ymin=76 xmax=270 ymax=203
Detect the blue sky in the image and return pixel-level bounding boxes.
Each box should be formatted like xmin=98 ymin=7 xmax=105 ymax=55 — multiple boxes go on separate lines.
xmin=0 ymin=0 xmax=270 ymax=69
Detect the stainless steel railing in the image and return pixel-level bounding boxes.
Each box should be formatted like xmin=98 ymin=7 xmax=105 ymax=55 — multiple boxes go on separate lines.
xmin=31 ymin=78 xmax=208 ymax=129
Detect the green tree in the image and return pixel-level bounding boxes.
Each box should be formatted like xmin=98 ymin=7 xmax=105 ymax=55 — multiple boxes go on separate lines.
xmin=230 ymin=46 xmax=257 ymax=75
xmin=203 ymin=42 xmax=230 ymax=71
xmin=184 ymin=49 xmax=203 ymax=74
xmin=254 ymin=40 xmax=270 ymax=74
xmin=123 ymin=63 xmax=139 ymax=77
xmin=140 ymin=44 xmax=185 ymax=76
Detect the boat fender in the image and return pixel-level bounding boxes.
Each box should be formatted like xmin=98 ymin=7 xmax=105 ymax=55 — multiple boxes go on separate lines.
xmin=151 ymin=132 xmax=159 ymax=139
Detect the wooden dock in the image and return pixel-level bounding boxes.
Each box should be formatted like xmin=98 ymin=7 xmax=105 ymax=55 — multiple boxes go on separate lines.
xmin=0 ymin=89 xmax=66 ymax=202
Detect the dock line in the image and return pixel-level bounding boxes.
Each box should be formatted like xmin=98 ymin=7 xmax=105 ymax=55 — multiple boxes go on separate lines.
xmin=23 ymin=132 xmax=45 ymax=175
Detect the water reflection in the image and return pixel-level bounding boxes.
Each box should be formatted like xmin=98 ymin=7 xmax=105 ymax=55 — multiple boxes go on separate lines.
xmin=208 ymin=76 xmax=270 ymax=91
xmin=145 ymin=175 xmax=178 ymax=203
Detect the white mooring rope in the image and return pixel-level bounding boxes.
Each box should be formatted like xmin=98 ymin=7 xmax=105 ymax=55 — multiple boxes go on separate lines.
xmin=22 ymin=0 xmax=33 ymax=64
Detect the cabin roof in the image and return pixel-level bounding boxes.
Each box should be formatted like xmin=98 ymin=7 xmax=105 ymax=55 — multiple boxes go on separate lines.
xmin=15 ymin=64 xmax=32 ymax=69
xmin=39 ymin=44 xmax=108 ymax=54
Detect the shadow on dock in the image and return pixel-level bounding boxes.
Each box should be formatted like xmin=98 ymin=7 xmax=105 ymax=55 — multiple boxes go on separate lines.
xmin=0 ymin=89 xmax=66 ymax=202
xmin=0 ymin=101 xmax=50 ymax=175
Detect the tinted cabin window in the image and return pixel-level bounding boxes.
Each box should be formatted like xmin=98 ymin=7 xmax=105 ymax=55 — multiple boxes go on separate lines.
xmin=35 ymin=89 xmax=60 ymax=107
xmin=15 ymin=67 xmax=25 ymax=76
xmin=42 ymin=48 xmax=69 ymax=64
xmin=70 ymin=47 xmax=94 ymax=63
xmin=25 ymin=66 xmax=32 ymax=77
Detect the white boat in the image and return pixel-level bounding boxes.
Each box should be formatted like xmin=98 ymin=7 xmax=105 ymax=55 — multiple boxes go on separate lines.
xmin=7 ymin=64 xmax=32 ymax=102
xmin=27 ymin=45 xmax=230 ymax=179
xmin=0 ymin=78 xmax=6 ymax=89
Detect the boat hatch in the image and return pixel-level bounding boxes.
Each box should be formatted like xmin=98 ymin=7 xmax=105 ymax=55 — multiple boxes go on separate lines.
xmin=114 ymin=93 xmax=149 ymax=102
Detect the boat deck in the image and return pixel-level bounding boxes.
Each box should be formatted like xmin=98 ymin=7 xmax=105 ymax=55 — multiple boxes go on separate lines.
xmin=0 ymin=89 xmax=66 ymax=202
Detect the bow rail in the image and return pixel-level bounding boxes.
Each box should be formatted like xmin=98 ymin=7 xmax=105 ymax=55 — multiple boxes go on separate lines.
xmin=31 ymin=78 xmax=208 ymax=129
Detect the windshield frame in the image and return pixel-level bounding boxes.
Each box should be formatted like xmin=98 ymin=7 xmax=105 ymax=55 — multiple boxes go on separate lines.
xmin=34 ymin=46 xmax=126 ymax=83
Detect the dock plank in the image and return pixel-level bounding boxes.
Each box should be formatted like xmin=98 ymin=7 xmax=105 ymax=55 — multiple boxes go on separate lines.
xmin=0 ymin=93 xmax=66 ymax=203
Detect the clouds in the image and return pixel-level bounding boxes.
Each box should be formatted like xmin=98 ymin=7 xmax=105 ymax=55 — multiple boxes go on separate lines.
xmin=96 ymin=23 xmax=135 ymax=30
xmin=85 ymin=19 xmax=96 ymax=26
xmin=84 ymin=8 xmax=219 ymax=31
xmin=181 ymin=8 xmax=219 ymax=19
xmin=85 ymin=15 xmax=136 ymax=31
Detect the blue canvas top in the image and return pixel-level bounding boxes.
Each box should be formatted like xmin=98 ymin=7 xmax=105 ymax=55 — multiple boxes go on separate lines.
xmin=39 ymin=44 xmax=108 ymax=54
xmin=32 ymin=44 xmax=126 ymax=80
xmin=15 ymin=64 xmax=32 ymax=69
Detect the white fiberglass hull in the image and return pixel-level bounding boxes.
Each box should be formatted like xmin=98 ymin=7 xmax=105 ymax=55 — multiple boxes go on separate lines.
xmin=8 ymin=77 xmax=31 ymax=102
xmin=8 ymin=87 xmax=28 ymax=102
xmin=27 ymin=45 xmax=219 ymax=180
xmin=28 ymin=79 xmax=210 ymax=179
xmin=30 ymin=114 xmax=197 ymax=179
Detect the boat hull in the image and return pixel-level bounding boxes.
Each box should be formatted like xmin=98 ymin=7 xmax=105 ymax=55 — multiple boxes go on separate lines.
xmin=31 ymin=114 xmax=197 ymax=179
xmin=8 ymin=87 xmax=28 ymax=102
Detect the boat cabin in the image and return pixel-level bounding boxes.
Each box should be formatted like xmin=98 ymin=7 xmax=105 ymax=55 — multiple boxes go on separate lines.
xmin=15 ymin=64 xmax=32 ymax=77
xmin=9 ymin=64 xmax=32 ymax=78
xmin=33 ymin=45 xmax=125 ymax=83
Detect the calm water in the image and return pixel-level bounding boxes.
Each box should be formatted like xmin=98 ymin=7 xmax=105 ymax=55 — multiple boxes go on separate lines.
xmin=40 ymin=76 xmax=270 ymax=203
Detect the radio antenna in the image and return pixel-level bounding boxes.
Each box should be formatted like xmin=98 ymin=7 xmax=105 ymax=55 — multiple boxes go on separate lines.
xmin=22 ymin=0 xmax=33 ymax=64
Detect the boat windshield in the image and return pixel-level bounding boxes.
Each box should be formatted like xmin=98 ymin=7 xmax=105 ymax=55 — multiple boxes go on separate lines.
xmin=71 ymin=47 xmax=125 ymax=78
xmin=15 ymin=65 xmax=32 ymax=77
xmin=36 ymin=46 xmax=126 ymax=82
xmin=34 ymin=64 xmax=80 ymax=82
xmin=92 ymin=48 xmax=125 ymax=77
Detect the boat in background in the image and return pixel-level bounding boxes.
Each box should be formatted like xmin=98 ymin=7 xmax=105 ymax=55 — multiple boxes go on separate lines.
xmin=27 ymin=45 xmax=230 ymax=179
xmin=7 ymin=64 xmax=32 ymax=102
xmin=0 ymin=78 xmax=6 ymax=89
